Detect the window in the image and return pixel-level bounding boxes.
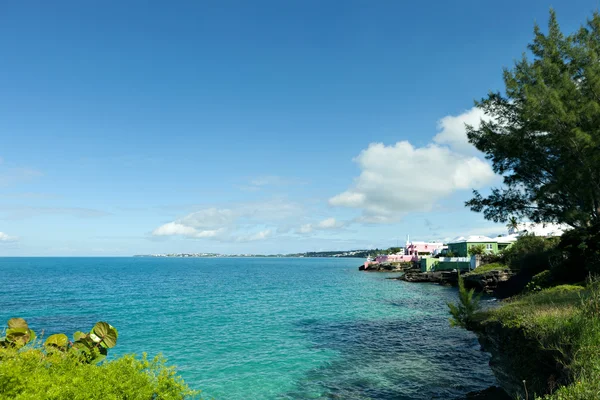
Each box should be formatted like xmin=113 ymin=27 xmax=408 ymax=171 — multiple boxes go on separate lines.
xmin=486 ymin=244 xmax=493 ymax=250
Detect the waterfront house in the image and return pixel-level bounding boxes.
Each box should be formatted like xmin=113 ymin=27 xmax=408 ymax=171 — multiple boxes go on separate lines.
xmin=447 ymin=235 xmax=516 ymax=257
xmin=370 ymin=241 xmax=444 ymax=264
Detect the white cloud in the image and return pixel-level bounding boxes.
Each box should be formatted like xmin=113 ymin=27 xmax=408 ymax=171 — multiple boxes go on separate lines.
xmin=151 ymin=199 xmax=306 ymax=242
xmin=433 ymin=107 xmax=490 ymax=155
xmin=151 ymin=222 xmax=224 ymax=238
xmin=329 ymin=107 xmax=495 ymax=223
xmin=0 ymin=232 xmax=17 ymax=242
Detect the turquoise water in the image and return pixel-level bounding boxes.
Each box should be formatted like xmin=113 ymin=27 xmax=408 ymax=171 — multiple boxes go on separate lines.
xmin=0 ymin=257 xmax=496 ymax=399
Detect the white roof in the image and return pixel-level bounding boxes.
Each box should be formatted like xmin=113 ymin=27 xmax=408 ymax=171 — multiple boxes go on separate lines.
xmin=509 ymin=222 xmax=569 ymax=237
xmin=449 ymin=235 xmax=496 ymax=244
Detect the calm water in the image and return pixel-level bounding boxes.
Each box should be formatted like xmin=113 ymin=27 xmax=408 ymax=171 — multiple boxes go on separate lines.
xmin=0 ymin=257 xmax=496 ymax=399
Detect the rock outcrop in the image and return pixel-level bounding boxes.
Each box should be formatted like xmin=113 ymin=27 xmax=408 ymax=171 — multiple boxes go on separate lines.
xmin=473 ymin=320 xmax=566 ymax=398
xmin=359 ymin=262 xmax=412 ymax=272
xmin=393 ymin=270 xmax=459 ymax=286
xmin=463 ymin=270 xmax=513 ymax=294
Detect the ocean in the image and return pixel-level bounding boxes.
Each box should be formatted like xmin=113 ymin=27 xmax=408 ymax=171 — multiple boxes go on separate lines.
xmin=0 ymin=257 xmax=496 ymax=399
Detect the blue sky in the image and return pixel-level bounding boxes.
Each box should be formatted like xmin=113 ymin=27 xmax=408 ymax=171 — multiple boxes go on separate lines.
xmin=0 ymin=0 xmax=595 ymax=256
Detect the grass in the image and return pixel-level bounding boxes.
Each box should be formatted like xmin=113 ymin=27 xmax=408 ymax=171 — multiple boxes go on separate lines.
xmin=476 ymin=284 xmax=584 ymax=327
xmin=474 ymin=282 xmax=600 ymax=399
xmin=464 ymin=262 xmax=510 ymax=276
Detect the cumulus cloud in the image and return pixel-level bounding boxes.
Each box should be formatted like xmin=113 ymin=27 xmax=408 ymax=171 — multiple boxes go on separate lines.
xmin=0 ymin=232 xmax=17 ymax=242
xmin=433 ymin=107 xmax=492 ymax=155
xmin=152 ymin=222 xmax=224 ymax=238
xmin=329 ymin=107 xmax=495 ymax=223
xmin=151 ymin=199 xmax=304 ymax=242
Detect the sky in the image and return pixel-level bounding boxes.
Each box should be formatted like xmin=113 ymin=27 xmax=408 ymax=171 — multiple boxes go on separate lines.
xmin=0 ymin=0 xmax=597 ymax=256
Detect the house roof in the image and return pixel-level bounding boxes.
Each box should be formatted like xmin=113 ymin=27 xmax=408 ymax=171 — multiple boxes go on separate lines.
xmin=448 ymin=235 xmax=497 ymax=244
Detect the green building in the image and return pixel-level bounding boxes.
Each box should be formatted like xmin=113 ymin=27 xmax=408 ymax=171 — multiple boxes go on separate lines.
xmin=447 ymin=235 xmax=515 ymax=257
xmin=420 ymin=257 xmax=471 ymax=272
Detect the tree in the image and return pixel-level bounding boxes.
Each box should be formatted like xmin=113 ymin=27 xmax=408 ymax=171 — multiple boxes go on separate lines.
xmin=448 ymin=273 xmax=481 ymax=329
xmin=506 ymin=216 xmax=519 ymax=233
xmin=466 ymin=10 xmax=600 ymax=229
xmin=469 ymin=244 xmax=487 ymax=256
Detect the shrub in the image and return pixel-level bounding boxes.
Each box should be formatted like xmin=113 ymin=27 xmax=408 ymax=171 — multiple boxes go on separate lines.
xmin=554 ymin=223 xmax=600 ymax=282
xmin=0 ymin=348 xmax=198 ymax=400
xmin=525 ymin=270 xmax=555 ymax=293
xmin=448 ymin=273 xmax=481 ymax=329
xmin=503 ymin=235 xmax=559 ymax=276
xmin=481 ymin=251 xmax=504 ymax=265
xmin=0 ymin=318 xmax=199 ymax=399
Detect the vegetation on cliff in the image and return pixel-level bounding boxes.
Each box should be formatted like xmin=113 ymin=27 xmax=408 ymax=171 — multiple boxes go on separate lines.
xmin=471 ymin=282 xmax=600 ymax=399
xmin=0 ymin=319 xmax=199 ymax=399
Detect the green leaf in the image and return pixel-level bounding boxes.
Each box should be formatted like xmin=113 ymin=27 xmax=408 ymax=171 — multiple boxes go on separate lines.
xmin=45 ymin=333 xmax=69 ymax=349
xmin=91 ymin=322 xmax=118 ymax=349
xmin=28 ymin=329 xmax=36 ymax=343
xmin=6 ymin=328 xmax=32 ymax=347
xmin=7 ymin=318 xmax=28 ymax=329
xmin=73 ymin=331 xmax=87 ymax=342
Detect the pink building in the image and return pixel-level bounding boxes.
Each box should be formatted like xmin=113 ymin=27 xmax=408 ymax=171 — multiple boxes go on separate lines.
xmin=363 ymin=240 xmax=445 ymax=269
xmin=405 ymin=241 xmax=445 ymax=257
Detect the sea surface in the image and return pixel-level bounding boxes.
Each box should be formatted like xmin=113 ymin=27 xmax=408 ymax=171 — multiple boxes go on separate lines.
xmin=0 ymin=257 xmax=496 ymax=399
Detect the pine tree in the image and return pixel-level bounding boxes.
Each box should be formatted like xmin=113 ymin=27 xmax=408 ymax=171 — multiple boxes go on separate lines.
xmin=448 ymin=273 xmax=481 ymax=329
xmin=466 ymin=10 xmax=600 ymax=228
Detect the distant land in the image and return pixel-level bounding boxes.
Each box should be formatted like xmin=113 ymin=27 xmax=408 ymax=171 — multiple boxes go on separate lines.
xmin=133 ymin=250 xmax=377 ymax=258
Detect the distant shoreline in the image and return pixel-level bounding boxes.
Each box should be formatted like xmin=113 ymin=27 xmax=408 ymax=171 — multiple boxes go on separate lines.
xmin=133 ymin=253 xmax=367 ymax=259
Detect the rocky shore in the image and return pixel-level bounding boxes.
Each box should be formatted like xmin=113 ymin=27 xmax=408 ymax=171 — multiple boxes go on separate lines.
xmin=388 ymin=267 xmax=514 ymax=296
xmin=359 ymin=262 xmax=411 ymax=272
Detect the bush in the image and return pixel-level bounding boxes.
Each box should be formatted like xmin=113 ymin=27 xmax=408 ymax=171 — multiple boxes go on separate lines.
xmin=525 ymin=270 xmax=555 ymax=293
xmin=0 ymin=318 xmax=199 ymax=399
xmin=554 ymin=223 xmax=600 ymax=282
xmin=0 ymin=348 xmax=199 ymax=400
xmin=481 ymin=251 xmax=504 ymax=265
xmin=503 ymin=235 xmax=559 ymax=276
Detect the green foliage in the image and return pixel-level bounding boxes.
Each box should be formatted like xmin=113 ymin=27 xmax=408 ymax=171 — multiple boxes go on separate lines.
xmin=477 ymin=281 xmax=600 ymax=398
xmin=507 ymin=216 xmax=520 ymax=232
xmin=448 ymin=273 xmax=481 ymax=329
xmin=0 ymin=348 xmax=199 ymax=399
xmin=44 ymin=334 xmax=69 ymax=350
xmin=1 ymin=318 xmax=118 ymax=364
xmin=0 ymin=318 xmax=199 ymax=399
xmin=465 ymin=10 xmax=600 ymax=228
xmin=481 ymin=250 xmax=505 ymax=265
xmin=535 ymin=280 xmax=600 ymax=399
xmin=0 ymin=318 xmax=36 ymax=349
xmin=468 ymin=244 xmax=487 ymax=256
xmin=466 ymin=262 xmax=508 ymax=276
xmin=555 ymin=223 xmax=600 ymax=282
xmin=503 ymin=235 xmax=559 ymax=275
xmin=525 ymin=270 xmax=555 ymax=293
